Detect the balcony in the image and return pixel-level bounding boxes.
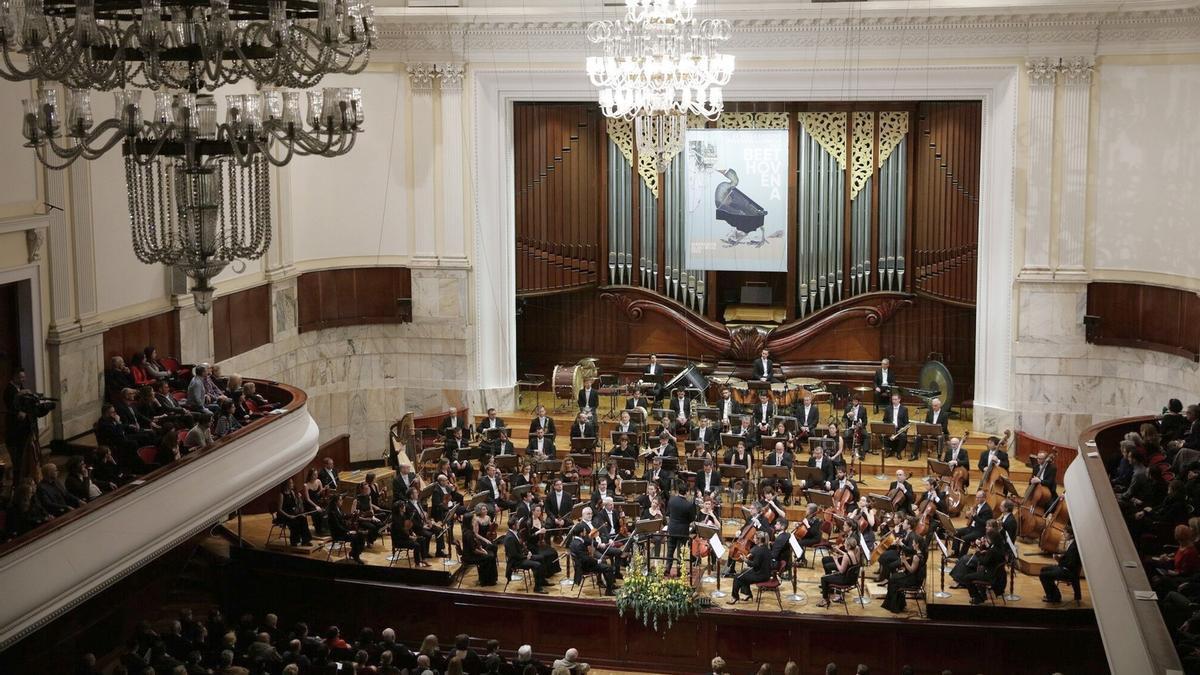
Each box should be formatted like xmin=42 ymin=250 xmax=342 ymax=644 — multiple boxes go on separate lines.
xmin=0 ymin=380 xmax=319 ymax=650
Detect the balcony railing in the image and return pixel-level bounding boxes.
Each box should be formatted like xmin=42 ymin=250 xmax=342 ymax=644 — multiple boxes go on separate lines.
xmin=0 ymin=379 xmax=319 ymax=650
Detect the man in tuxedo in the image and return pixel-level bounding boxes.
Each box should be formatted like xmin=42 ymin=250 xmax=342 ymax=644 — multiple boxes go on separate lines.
xmin=977 ymin=435 xmax=1010 ymax=485
xmin=925 ymin=397 xmax=950 ymax=435
xmin=545 ymin=478 xmax=574 ymax=531
xmin=752 ymin=349 xmax=776 ymax=383
xmin=643 ymin=456 xmax=673 ymax=493
xmin=649 ymin=432 xmax=678 ymax=459
xmin=392 ymin=463 xmax=419 ymax=500
xmin=1029 ymin=450 xmax=1058 ymax=500
xmin=444 ymin=427 xmax=474 ymax=489
xmin=691 ymin=416 xmax=717 ymax=452
xmin=730 ymin=532 xmax=772 ymax=603
xmin=37 ymin=462 xmax=81 ymax=516
xmin=964 ymin=531 xmax=1007 ymax=605
xmin=953 ymin=490 xmax=993 ymax=557
xmin=732 ymin=415 xmax=759 ymax=451
xmin=476 ymin=464 xmax=503 ymax=511
xmin=526 ymin=426 xmax=556 ymax=459
xmin=669 ymin=388 xmax=690 ymax=423
xmin=753 ymin=392 xmax=775 ymax=435
xmin=942 ymin=435 xmax=970 ymax=468
xmin=1039 ymin=528 xmax=1081 ymax=603
xmin=696 ymin=458 xmax=721 ymax=496
xmin=663 ymin=481 xmax=695 ymax=577
xmin=479 ymin=407 xmax=505 ymax=437
xmin=614 ymin=410 xmax=638 ymax=435
xmin=798 ymin=394 xmax=820 ymax=437
xmin=997 ymin=499 xmax=1018 ymax=543
xmin=882 ymin=393 xmax=910 ymax=459
xmin=577 ymin=381 xmax=600 ymax=413
xmin=843 ymin=395 xmax=870 ymax=457
xmin=832 ymin=466 xmax=859 ymax=503
xmin=503 ymin=524 xmax=548 ymax=593
xmin=569 ymin=528 xmax=616 ymax=595
xmin=318 ymin=457 xmax=340 ymax=492
xmin=717 ymin=388 xmax=739 ymax=428
xmin=643 ymin=354 xmax=665 ymax=400
xmin=873 ymin=358 xmax=894 ymax=412
xmin=625 ymin=388 xmax=650 ymax=412
xmin=800 ymin=445 xmax=834 ymax=493
xmin=493 ymin=429 xmax=516 ymax=456
xmin=888 ymin=469 xmax=915 ymax=514
xmin=439 ymin=406 xmax=466 ymax=435
xmin=763 ymin=441 xmax=795 ymax=501
xmin=570 ymin=412 xmax=597 ymax=440
xmin=528 ymin=405 xmax=556 ymax=437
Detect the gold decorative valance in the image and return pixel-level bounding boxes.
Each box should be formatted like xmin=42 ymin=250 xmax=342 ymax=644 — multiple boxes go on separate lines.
xmin=797 ymin=111 xmax=848 ymax=169
xmin=716 ymin=112 xmax=790 ymax=130
xmin=850 ymin=111 xmax=874 ymax=200
xmin=877 ymin=111 xmax=909 ymax=168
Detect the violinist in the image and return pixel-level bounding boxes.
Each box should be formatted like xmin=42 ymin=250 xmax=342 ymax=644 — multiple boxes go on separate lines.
xmin=843 ymin=395 xmax=870 ymax=458
xmin=847 ymin=496 xmax=877 ymax=547
xmin=964 ymin=530 xmax=1007 ymax=605
xmin=391 ymin=495 xmax=431 ymax=567
xmin=887 ymin=469 xmax=915 ymax=513
xmin=493 ymin=430 xmax=516 ymax=457
xmin=431 ymin=474 xmax=462 ymax=557
xmin=731 ymin=415 xmax=759 ymax=452
xmin=816 ymin=527 xmax=864 ymax=608
xmin=762 ymin=441 xmax=795 ymax=503
xmin=326 ymin=494 xmax=366 ymax=564
xmin=503 ymin=518 xmax=548 ymax=594
xmin=1029 ymin=450 xmax=1058 ymax=500
xmin=513 ymin=488 xmax=535 ymax=524
xmin=402 ymin=486 xmax=434 ymax=558
xmin=692 ymin=417 xmax=718 ymax=453
xmin=392 ymin=463 xmax=421 ymax=502
xmin=463 ymin=504 xmax=499 ymax=586
xmin=476 ymin=465 xmax=503 ymax=511
xmin=611 ymin=434 xmax=639 ymax=460
xmin=597 ymin=459 xmax=625 ymax=492
xmin=942 ymin=435 xmax=969 ymax=467
xmin=824 ymin=423 xmax=848 ymax=470
xmin=276 ymin=480 xmax=314 ymax=547
xmin=800 ymin=445 xmax=835 ymax=493
xmin=593 ymin=496 xmax=622 ymax=539
xmin=953 ymin=490 xmax=993 ymax=557
xmin=729 ymin=532 xmax=772 ymax=605
xmin=794 ymin=503 xmax=824 ymax=563
xmin=527 ymin=426 xmax=556 ymax=459
xmin=614 ymin=410 xmax=639 ymax=436
xmin=696 ymin=458 xmax=722 ymax=498
xmin=570 ymin=507 xmax=617 ymax=595
xmin=524 ymin=504 xmax=563 ymax=577
xmin=560 ymin=456 xmax=581 ymax=485
xmin=545 ymin=479 xmax=575 ymax=533
xmin=638 ymin=483 xmax=664 ymax=520
xmin=444 ymin=428 xmax=475 ymax=490
xmin=510 ymin=462 xmax=537 ymax=493
xmin=351 ymin=483 xmax=385 ymax=547
xmin=363 ymin=472 xmax=386 ymax=509
xmin=977 ymin=436 xmax=1010 ymax=485
xmin=874 ymin=516 xmax=919 ymax=583
xmin=643 ymin=456 xmax=673 ymax=493
xmin=798 ymin=394 xmax=820 ymax=439
xmin=882 ymin=535 xmax=927 ymax=613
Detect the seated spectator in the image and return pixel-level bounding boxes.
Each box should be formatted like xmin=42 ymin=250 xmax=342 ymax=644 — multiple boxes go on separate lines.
xmin=552 ymin=647 xmax=589 ymax=673
xmin=185 ymin=413 xmax=215 ymax=451
xmin=226 ymin=373 xmax=243 ymax=394
xmin=6 ymin=478 xmax=51 ymax=535
xmin=154 ymin=379 xmax=185 ymax=414
xmin=449 ymin=634 xmax=481 ymax=674
xmin=242 ymin=381 xmax=276 ymax=413
xmin=417 ymin=635 xmax=447 ymax=673
xmin=1146 ymin=524 xmax=1200 ymax=592
xmin=142 ymin=346 xmax=172 ymax=381
xmin=134 ymin=384 xmax=163 ymax=422
xmin=229 ymin=389 xmax=252 ymax=423
xmin=91 ymin=446 xmax=132 ymax=488
xmin=204 ymin=364 xmax=228 ymax=401
xmin=513 ymin=645 xmax=543 ymax=674
xmin=37 ymin=462 xmax=82 ymax=516
xmin=214 ymin=399 xmax=243 ymax=439
xmin=105 ymin=356 xmax=135 ymax=401
xmin=215 ymin=649 xmax=248 ymax=675
xmin=64 ymin=455 xmax=101 ymax=502
xmin=156 ymin=431 xmax=182 ymax=466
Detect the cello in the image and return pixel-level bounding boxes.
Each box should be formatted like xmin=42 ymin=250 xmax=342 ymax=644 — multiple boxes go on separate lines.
xmin=728 ymin=500 xmax=778 ymax=561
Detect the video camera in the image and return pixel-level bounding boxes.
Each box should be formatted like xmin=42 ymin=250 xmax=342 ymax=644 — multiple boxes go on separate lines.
xmin=14 ymin=391 xmax=57 ymax=418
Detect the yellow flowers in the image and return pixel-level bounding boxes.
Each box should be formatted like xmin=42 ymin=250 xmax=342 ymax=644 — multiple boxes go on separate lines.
xmin=615 ymin=552 xmax=698 ymax=632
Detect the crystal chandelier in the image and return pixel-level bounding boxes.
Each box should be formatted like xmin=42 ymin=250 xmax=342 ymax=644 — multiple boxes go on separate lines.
xmin=0 ymin=0 xmax=375 ymax=91
xmin=586 ymin=0 xmax=733 ymax=172
xmin=6 ymin=0 xmax=375 ymax=313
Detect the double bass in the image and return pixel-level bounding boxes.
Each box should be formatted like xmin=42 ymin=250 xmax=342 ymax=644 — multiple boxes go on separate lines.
xmin=981 ymin=430 xmax=1013 ymax=507
xmin=945 ymin=431 xmax=970 ymax=516
xmin=1039 ymin=496 xmax=1071 ymax=554
xmin=1016 ymin=451 xmax=1056 ymax=540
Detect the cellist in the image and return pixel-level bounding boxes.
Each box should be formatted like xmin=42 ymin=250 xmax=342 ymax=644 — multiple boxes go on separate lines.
xmin=832 ymin=466 xmax=859 ymax=506
xmin=1028 ymin=450 xmax=1059 ymax=500
xmin=794 ymin=503 xmax=824 ymax=565
xmin=887 ymin=469 xmax=915 ymax=514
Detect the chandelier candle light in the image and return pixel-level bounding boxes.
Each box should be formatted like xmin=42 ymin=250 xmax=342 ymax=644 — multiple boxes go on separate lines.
xmin=586 ymin=0 xmax=734 ymax=171
xmin=5 ymin=0 xmax=375 ymax=313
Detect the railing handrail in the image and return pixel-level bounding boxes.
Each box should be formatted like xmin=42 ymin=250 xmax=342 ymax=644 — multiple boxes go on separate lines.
xmin=0 ymin=379 xmax=307 ymax=560
xmin=1072 ymin=414 xmax=1182 ymax=675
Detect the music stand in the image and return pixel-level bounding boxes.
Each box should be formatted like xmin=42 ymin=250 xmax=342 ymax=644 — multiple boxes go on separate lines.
xmin=610 ymin=430 xmax=637 ymax=445
xmin=761 ymin=465 xmax=790 ymax=482
xmin=728 ymin=414 xmax=748 ymax=429
xmin=807 ymin=436 xmax=837 ymax=454
xmin=806 ymin=489 xmax=834 ymax=509
xmin=562 ymin=482 xmax=581 ymax=499
xmin=627 ymin=407 xmax=647 ymax=427
xmin=792 ymin=466 xmax=827 ymax=490
xmin=611 ymin=456 xmax=637 ymax=474
xmin=570 ymin=437 xmax=597 ymax=452
xmin=927 ymin=459 xmax=952 ymax=479
xmin=748 ymin=381 xmax=771 ymax=395
xmin=651 ymin=408 xmax=672 ymax=423
xmin=696 ymin=407 xmax=720 ymax=423
xmin=996 ymin=476 xmax=1020 ymax=498
xmin=469 ymin=491 xmax=492 ymax=508
xmin=759 ymin=435 xmax=785 ymax=451
xmin=720 ymin=433 xmax=742 ymax=450
xmin=511 ymin=484 xmax=532 ymax=500
xmin=419 ymin=483 xmax=436 ymax=504
xmin=685 ymin=456 xmax=707 ymax=472
xmin=484 ymin=427 xmax=510 ymax=440
xmin=913 ymin=422 xmax=944 ymax=457
xmin=870 ymin=422 xmax=897 ymax=480
xmin=867 ymin=494 xmax=897 ymax=514
xmin=599 ymin=374 xmax=620 ymax=421
xmin=619 ymin=502 xmax=641 ymax=519
xmin=719 ymin=463 xmax=749 ymax=514
xmin=621 ymin=480 xmax=648 ymax=496
xmin=772 ymin=415 xmax=799 ymax=433
xmin=634 ymin=518 xmax=666 ymax=572
xmin=494 ymin=455 xmax=519 ymax=473
xmin=694 ymin=523 xmax=721 ymax=588
xmin=537 ymin=459 xmax=562 ymax=475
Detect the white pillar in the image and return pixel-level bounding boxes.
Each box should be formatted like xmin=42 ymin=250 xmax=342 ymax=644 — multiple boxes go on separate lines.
xmin=408 ymin=63 xmax=438 ymax=266
xmin=437 ymin=63 xmax=469 ymax=267
xmin=1022 ymin=58 xmax=1056 ymax=275
xmin=44 ymin=169 xmax=75 ymax=331
xmin=68 ymin=162 xmax=99 ymax=325
xmin=1057 ymin=56 xmax=1093 ymax=274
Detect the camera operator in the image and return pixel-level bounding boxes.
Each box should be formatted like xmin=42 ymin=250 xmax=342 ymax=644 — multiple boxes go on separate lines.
xmin=4 ymin=368 xmax=36 ymax=487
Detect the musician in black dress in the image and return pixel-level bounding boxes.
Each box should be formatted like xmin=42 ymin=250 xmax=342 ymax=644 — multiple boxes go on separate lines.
xmin=723 ymin=440 xmax=753 ymax=501
xmin=275 ymin=480 xmax=313 ymax=546
xmin=463 ymin=504 xmax=499 ymax=585
xmin=352 ymin=482 xmax=386 ymax=546
xmin=326 ymin=494 xmax=365 ymax=564
xmin=729 ymin=532 xmax=772 ymax=603
xmin=391 ymin=497 xmax=431 ymax=567
xmin=523 ymin=505 xmax=562 ymax=578
xmin=795 ymin=504 xmax=824 ymax=563
xmin=816 ymin=535 xmax=864 ymax=607
xmin=882 ymin=535 xmax=927 ymax=613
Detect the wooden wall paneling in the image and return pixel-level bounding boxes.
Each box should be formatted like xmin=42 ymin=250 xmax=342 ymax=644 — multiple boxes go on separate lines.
xmin=297 ymin=268 xmax=413 ymax=333
xmin=1086 ymin=282 xmax=1200 ymax=361
xmin=212 ymin=284 xmax=270 ymax=362
xmin=103 ymin=308 xmax=181 ymax=363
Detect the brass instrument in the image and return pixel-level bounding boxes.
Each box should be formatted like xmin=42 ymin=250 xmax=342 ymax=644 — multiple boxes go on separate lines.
xmin=889 ymin=423 xmax=911 ymax=442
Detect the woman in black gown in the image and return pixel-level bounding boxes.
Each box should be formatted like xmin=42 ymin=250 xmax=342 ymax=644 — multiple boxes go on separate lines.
xmin=462 ymin=504 xmax=499 ymax=586
xmin=882 ymin=536 xmax=928 ymax=613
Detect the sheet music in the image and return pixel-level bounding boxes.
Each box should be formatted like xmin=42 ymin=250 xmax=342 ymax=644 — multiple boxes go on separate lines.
xmin=1004 ymin=532 xmax=1019 ymax=557
xmin=789 ymin=533 xmax=803 ymax=558
xmin=709 ymin=534 xmax=727 ymax=559
xmin=859 ymin=533 xmax=871 ymax=559
xmin=934 ymin=534 xmax=949 ymax=557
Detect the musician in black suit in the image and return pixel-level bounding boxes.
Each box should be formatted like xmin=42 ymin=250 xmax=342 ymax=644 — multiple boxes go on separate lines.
xmin=526 ymin=427 xmax=556 ymax=459
xmin=614 ymin=410 xmax=639 ymax=436
xmin=577 ymin=382 xmax=600 ymax=413
xmin=390 ymin=497 xmax=430 ymax=566
xmin=569 ymin=529 xmax=617 ymax=594
xmin=476 ymin=465 xmax=503 ymax=507
xmin=729 ymin=532 xmax=772 ymax=603
xmin=528 ymin=405 xmax=556 ymax=437
xmin=691 ymin=417 xmax=717 ymax=452
xmin=731 ymin=416 xmax=759 ymax=451
xmin=326 ymin=494 xmax=366 ymax=563
xmin=842 ymin=395 xmax=871 ymax=456
xmin=716 ymin=388 xmax=739 ymax=427
xmin=392 ymin=463 xmax=420 ymax=500
xmin=800 ymin=445 xmax=834 ymax=493
xmin=887 ymin=469 xmax=915 ymax=514
xmin=953 ymin=490 xmax=993 ymax=557
xmin=941 ymin=436 xmax=970 ymax=468
xmin=570 ymin=412 xmax=597 ymax=441
xmin=797 ymin=394 xmax=820 ymax=436
xmin=1029 ymin=450 xmax=1058 ymax=500
xmin=997 ymin=499 xmax=1019 ymax=544
xmin=493 ymin=430 xmax=516 ymax=456
xmin=668 ymin=388 xmax=690 ymax=422
xmin=544 ymin=478 xmax=575 ymax=530
xmin=752 ymin=392 xmax=775 ymax=434
xmin=503 ymin=523 xmax=548 ymax=593
xmin=643 ymin=354 xmax=665 ymax=400
xmin=925 ymin=397 xmax=950 ymax=435
xmin=964 ymin=531 xmax=1007 ymax=604
xmin=696 ymin=458 xmax=721 ymax=496
xmin=977 ymin=435 xmax=1010 ymax=481
xmin=444 ymin=427 xmax=474 ymax=489
xmin=752 ymin=349 xmax=777 ymax=383
xmin=663 ymin=482 xmax=696 ymax=577
xmin=643 ymin=456 xmax=673 ymax=493
xmin=648 ymin=432 xmax=678 ymax=459
xmin=873 ymin=358 xmax=894 ymax=412
xmin=762 ymin=441 xmax=795 ymax=501
xmin=625 ymin=390 xmax=651 ymax=411
xmin=611 ymin=434 xmax=638 ymax=459
xmin=1039 ymin=528 xmax=1081 ymax=603
xmin=882 ymin=393 xmax=910 ymax=459
xmin=438 ymin=406 xmax=467 ymax=435
xmin=318 ymin=457 xmax=340 ymax=492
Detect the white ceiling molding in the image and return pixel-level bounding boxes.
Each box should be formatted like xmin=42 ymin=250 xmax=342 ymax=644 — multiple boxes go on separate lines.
xmin=373 ymin=5 xmax=1200 ymax=60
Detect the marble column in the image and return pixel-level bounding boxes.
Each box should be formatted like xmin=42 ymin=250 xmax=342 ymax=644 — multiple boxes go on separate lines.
xmin=68 ymin=163 xmax=99 ymax=326
xmin=1057 ymin=57 xmax=1093 ymax=274
xmin=408 ymin=63 xmax=438 ymax=266
xmin=437 ymin=63 xmax=469 ymax=267
xmin=44 ymin=169 xmax=75 ymax=331
xmin=1022 ymin=58 xmax=1056 ymax=274
xmin=177 ymin=303 xmax=215 ymax=365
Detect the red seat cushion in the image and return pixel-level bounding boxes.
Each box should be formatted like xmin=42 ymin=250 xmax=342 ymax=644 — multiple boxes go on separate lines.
xmin=755 ymin=579 xmax=781 ymax=589
xmin=136 ymin=446 xmax=158 ymax=465
xmin=130 ymin=365 xmax=152 ymax=385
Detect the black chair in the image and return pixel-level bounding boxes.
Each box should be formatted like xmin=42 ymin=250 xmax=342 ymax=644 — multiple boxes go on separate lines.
xmin=753 ymin=560 xmax=785 ymax=610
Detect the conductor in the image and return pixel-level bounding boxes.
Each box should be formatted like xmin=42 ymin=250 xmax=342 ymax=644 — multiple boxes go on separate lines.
xmin=663 ymin=481 xmax=695 ymax=578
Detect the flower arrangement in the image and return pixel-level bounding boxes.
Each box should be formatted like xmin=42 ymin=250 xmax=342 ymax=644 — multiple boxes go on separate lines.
xmin=614 ymin=552 xmax=699 ymax=631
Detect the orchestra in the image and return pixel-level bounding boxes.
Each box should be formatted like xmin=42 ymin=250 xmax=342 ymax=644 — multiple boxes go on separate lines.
xmin=268 ymin=353 xmax=1075 ymax=621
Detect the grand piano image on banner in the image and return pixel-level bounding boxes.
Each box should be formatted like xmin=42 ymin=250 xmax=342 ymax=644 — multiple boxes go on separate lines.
xmin=685 ymin=128 xmax=789 ymax=273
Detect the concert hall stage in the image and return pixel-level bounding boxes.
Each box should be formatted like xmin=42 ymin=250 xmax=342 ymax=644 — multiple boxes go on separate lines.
xmin=224 ymin=543 xmax=1105 ymax=675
